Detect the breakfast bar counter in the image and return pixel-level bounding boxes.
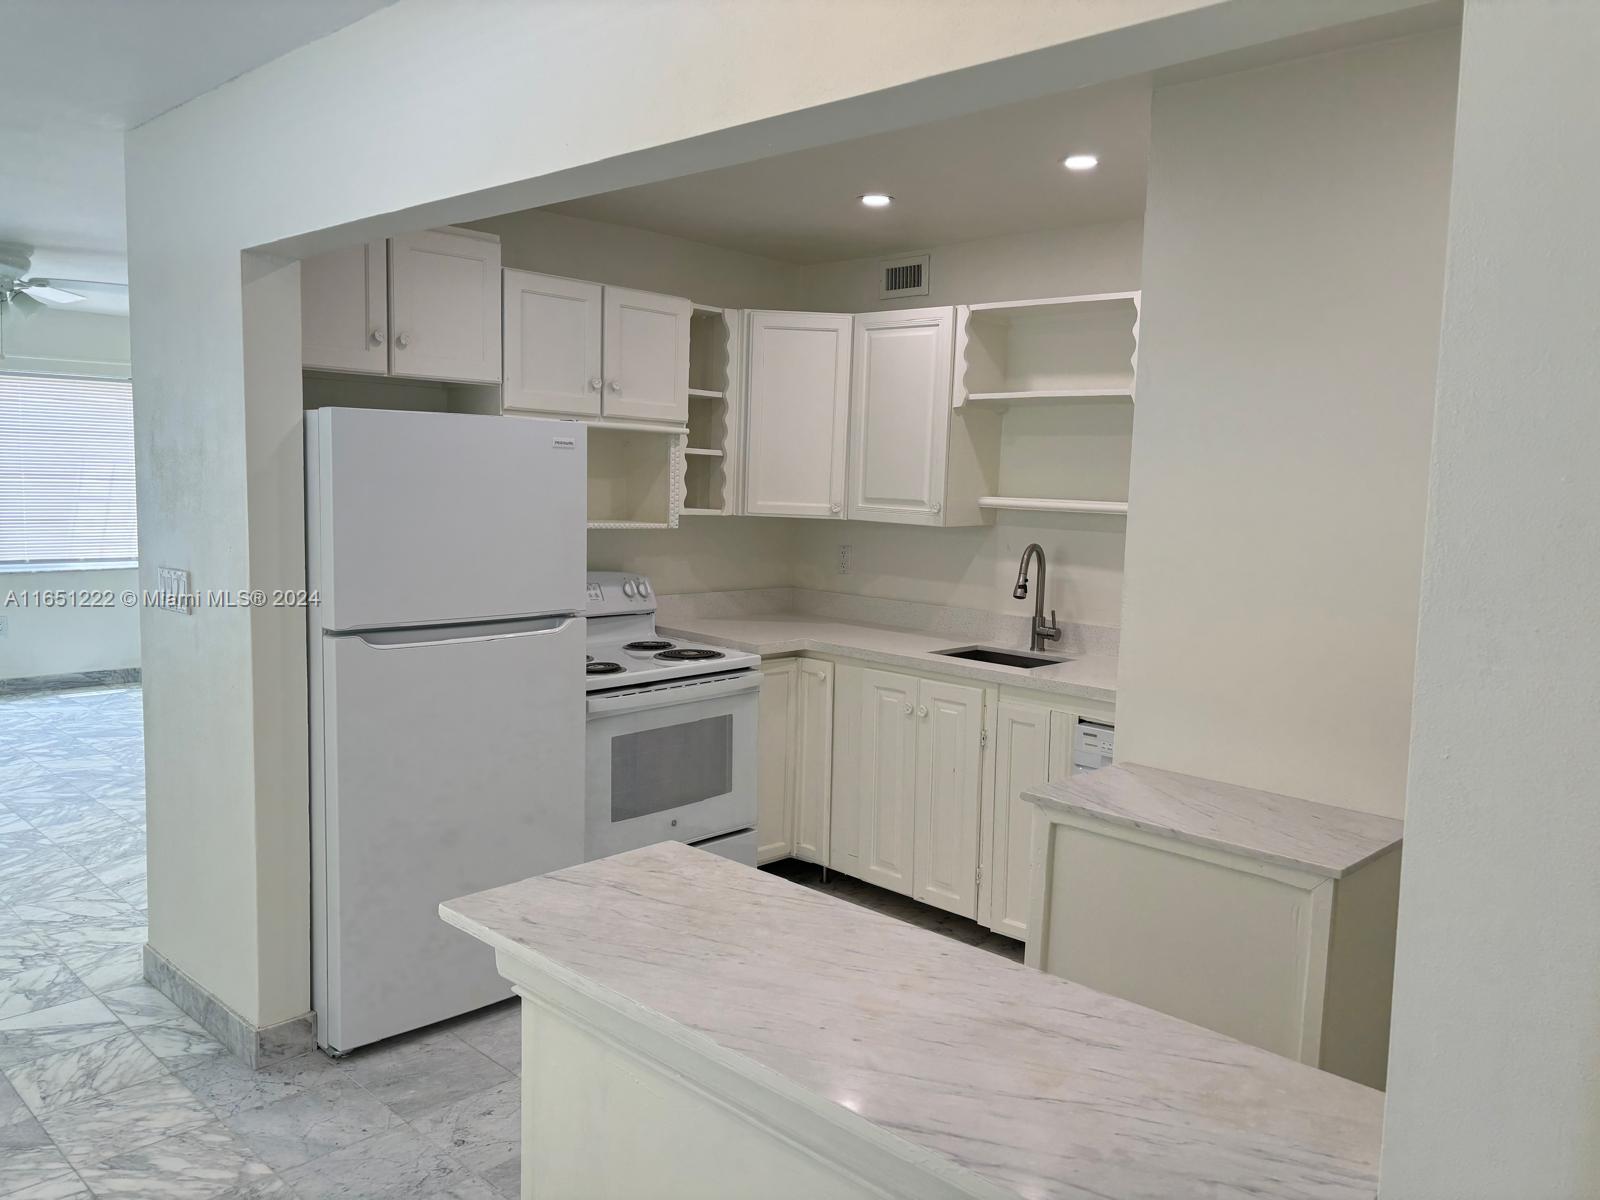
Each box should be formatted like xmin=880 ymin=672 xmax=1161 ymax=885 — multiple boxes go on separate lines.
xmin=441 ymin=841 xmax=1383 ymax=1200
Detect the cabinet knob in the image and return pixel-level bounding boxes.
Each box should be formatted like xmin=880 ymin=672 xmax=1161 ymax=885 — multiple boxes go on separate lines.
xmin=931 ymin=502 xmax=942 ymax=514
xmin=829 ymin=502 xmax=841 ymax=513
xmin=918 ymin=704 xmax=929 ymax=718
xmin=395 ymin=332 xmax=410 ymax=349
xmin=903 ymin=703 xmax=914 ymax=716
xmin=589 ymin=378 xmax=603 ymax=391
xmin=369 ymin=328 xmax=385 ymax=347
xmin=607 ymin=380 xmax=622 ymax=393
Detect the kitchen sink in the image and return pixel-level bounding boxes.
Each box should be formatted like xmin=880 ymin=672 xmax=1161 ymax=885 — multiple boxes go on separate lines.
xmin=934 ymin=645 xmax=1069 ymax=670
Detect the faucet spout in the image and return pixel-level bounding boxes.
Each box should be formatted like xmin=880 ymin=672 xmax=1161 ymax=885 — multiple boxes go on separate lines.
xmin=1013 ymin=543 xmax=1061 ymax=653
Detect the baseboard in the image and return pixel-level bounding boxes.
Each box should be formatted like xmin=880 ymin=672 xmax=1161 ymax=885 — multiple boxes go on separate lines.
xmin=0 ymin=667 xmax=141 ymax=697
xmin=143 ymin=943 xmax=315 ymax=1069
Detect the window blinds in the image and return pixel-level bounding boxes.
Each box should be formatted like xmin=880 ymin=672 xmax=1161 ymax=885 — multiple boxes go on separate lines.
xmin=0 ymin=373 xmax=137 ymax=567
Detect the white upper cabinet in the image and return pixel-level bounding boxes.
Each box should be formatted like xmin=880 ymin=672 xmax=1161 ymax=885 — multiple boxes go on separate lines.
xmin=502 ymin=270 xmax=604 ymax=418
xmin=301 ymin=241 xmax=388 ymax=374
xmin=847 ymin=307 xmax=954 ymax=526
xmin=601 ymin=286 xmax=692 ymax=425
xmin=388 ymin=229 xmax=502 ymax=384
xmin=743 ymin=310 xmax=852 ymax=518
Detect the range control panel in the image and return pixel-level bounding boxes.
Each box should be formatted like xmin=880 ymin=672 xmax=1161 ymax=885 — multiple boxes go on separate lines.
xmin=585 ymin=572 xmax=655 ymax=617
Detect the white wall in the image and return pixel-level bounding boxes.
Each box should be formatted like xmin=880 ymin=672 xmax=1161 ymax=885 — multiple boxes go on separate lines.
xmin=124 ymin=0 xmax=1437 ymax=1029
xmin=1114 ymin=30 xmax=1459 ymax=819
xmin=1380 ymin=5 xmax=1600 ymax=1196
xmin=1 ymin=308 xmax=139 ymax=681
xmin=0 ymin=568 xmax=141 ymax=681
xmin=592 ymin=519 xmax=798 ymax=596
xmin=0 ymin=306 xmax=131 ymax=378
xmin=470 ymin=207 xmax=800 ymax=311
xmin=796 ymin=218 xmax=1143 ymax=311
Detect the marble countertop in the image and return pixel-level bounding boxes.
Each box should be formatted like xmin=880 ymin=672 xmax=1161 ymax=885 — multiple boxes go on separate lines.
xmin=1025 ymin=763 xmax=1403 ymax=877
xmin=657 ymin=612 xmax=1118 ymax=704
xmin=442 ymin=842 xmax=1383 ymax=1200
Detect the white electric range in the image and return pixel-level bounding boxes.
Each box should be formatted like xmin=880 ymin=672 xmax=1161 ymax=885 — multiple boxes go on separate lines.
xmin=583 ymin=572 xmax=760 ymax=864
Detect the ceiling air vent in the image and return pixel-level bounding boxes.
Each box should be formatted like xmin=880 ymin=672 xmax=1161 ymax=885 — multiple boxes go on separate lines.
xmin=878 ymin=253 xmax=930 ymax=300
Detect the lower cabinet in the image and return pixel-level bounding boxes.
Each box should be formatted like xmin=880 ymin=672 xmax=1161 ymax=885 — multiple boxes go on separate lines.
xmin=755 ymin=658 xmax=834 ymax=866
xmin=830 ymin=663 xmax=992 ymax=920
xmin=984 ymin=703 xmax=1096 ymax=940
xmin=755 ymin=661 xmax=797 ymax=864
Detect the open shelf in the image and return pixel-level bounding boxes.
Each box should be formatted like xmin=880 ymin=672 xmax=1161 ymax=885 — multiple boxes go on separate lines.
xmin=964 ymin=388 xmax=1135 ymax=406
xmin=957 ymin=291 xmax=1139 ymax=407
xmin=588 ymin=424 xmax=683 ymax=529
xmin=682 ymin=307 xmax=740 ymax=515
xmin=978 ymin=496 xmax=1128 ymax=516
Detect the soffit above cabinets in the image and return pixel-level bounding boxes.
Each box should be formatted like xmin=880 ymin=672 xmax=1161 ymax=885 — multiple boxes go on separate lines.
xmin=544 ymin=78 xmax=1152 ymax=265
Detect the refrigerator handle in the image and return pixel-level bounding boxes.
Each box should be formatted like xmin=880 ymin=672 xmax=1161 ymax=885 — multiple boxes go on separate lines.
xmin=349 ymin=615 xmax=577 ymax=649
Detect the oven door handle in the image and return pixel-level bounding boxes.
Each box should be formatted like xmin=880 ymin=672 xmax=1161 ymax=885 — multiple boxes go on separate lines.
xmin=586 ymin=671 xmax=761 ymax=717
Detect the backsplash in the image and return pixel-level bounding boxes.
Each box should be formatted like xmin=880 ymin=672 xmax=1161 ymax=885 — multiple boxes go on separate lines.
xmin=655 ymin=588 xmax=1120 ymax=658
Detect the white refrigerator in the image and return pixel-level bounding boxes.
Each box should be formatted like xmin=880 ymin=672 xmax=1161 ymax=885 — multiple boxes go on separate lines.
xmin=305 ymin=407 xmax=586 ymax=1054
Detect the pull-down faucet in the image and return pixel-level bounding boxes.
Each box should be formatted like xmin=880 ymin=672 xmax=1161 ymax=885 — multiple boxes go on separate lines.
xmin=1013 ymin=544 xmax=1061 ymax=653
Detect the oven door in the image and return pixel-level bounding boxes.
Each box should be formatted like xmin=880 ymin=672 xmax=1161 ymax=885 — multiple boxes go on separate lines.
xmin=585 ymin=671 xmax=759 ymax=860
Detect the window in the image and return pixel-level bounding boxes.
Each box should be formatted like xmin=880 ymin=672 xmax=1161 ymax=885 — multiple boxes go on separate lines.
xmin=0 ymin=374 xmax=137 ymax=568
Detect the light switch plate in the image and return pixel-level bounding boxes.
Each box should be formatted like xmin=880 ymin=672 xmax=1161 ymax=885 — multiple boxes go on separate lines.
xmin=157 ymin=566 xmax=193 ymax=615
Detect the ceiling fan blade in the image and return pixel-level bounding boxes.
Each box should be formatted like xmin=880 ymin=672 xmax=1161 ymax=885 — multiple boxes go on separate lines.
xmin=21 ymin=281 xmax=86 ymax=305
xmin=2 ymin=291 xmax=47 ymax=321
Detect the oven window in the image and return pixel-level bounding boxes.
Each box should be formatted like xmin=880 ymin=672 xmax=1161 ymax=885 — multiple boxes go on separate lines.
xmin=610 ymin=715 xmax=734 ymax=822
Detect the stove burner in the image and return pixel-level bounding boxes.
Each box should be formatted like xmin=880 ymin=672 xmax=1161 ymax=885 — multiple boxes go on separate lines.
xmin=654 ymin=647 xmax=725 ymax=662
xmin=623 ymin=640 xmax=674 ymax=652
xmin=586 ymin=661 xmax=624 ymax=676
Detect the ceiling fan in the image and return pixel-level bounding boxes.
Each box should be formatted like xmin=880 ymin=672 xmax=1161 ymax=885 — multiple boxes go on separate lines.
xmin=0 ymin=243 xmax=87 ymax=318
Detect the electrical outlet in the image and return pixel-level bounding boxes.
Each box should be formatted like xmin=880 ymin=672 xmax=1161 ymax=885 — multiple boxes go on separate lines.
xmin=0 ymin=615 xmax=8 ymax=638
xmin=837 ymin=544 xmax=852 ymax=575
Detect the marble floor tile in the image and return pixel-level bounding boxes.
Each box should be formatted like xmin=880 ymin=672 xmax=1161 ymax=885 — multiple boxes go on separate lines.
xmin=408 ymin=1077 xmax=518 ymax=1191
xmin=0 ymin=1108 xmax=77 ymax=1199
xmin=174 ymin=1051 xmax=345 ymax=1118
xmin=0 ymin=996 xmax=123 ymax=1072
xmin=0 ymin=951 xmax=90 ymax=1022
xmin=280 ymin=1128 xmax=500 ymax=1200
xmin=0 ymin=1172 xmax=93 ymax=1200
xmin=73 ymin=1121 xmax=286 ymax=1199
xmin=5 ymin=1030 xmax=168 ymax=1115
xmin=35 ymin=1076 xmax=215 ymax=1166
xmin=448 ymin=1002 xmax=520 ymax=1073
xmin=97 ymin=984 xmax=225 ymax=1073
xmin=217 ymin=1073 xmax=399 ymax=1170
xmin=60 ymin=940 xmax=147 ymax=995
xmin=338 ymin=1032 xmax=511 ymax=1120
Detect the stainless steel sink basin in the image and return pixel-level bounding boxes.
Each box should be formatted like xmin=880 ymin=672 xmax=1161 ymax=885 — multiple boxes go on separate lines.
xmin=934 ymin=645 xmax=1069 ymax=670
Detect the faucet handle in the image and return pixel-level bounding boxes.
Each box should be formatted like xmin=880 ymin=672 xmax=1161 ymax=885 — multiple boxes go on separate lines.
xmin=1043 ymin=609 xmax=1062 ymax=640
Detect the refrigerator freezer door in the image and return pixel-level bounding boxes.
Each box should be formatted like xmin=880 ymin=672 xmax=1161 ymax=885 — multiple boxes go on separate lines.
xmin=306 ymin=407 xmax=585 ymax=632
xmin=312 ymin=614 xmax=585 ymax=1053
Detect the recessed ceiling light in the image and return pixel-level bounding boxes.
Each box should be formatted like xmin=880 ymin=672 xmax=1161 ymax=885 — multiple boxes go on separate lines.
xmin=1062 ymin=154 xmax=1099 ymax=172
xmin=859 ymin=193 xmax=893 ymax=208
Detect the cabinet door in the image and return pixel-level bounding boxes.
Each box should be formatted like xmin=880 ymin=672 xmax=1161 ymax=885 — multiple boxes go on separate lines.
xmin=755 ymin=660 xmax=797 ymax=865
xmin=301 ymin=241 xmax=387 ymax=374
xmin=791 ymin=659 xmax=834 ymax=865
xmin=503 ymin=270 xmax=603 ymax=417
xmin=743 ymin=311 xmax=851 ymax=518
xmin=913 ymin=679 xmax=986 ymax=919
xmin=847 ymin=307 xmax=954 ymax=525
xmin=851 ymin=668 xmax=919 ymax=895
xmin=601 ymin=286 xmax=691 ymax=424
xmin=388 ymin=229 xmax=502 ymax=383
xmin=987 ymin=701 xmax=1053 ymax=939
